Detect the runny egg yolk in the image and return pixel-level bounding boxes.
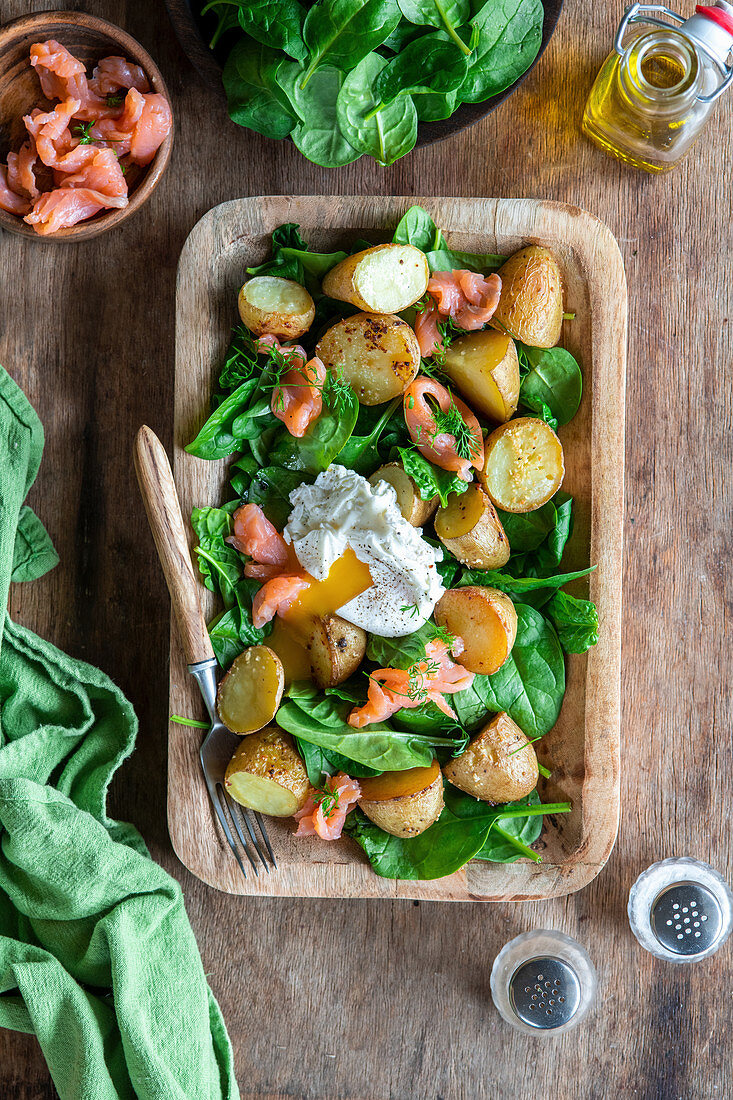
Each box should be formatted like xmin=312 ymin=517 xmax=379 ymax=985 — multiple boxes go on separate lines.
xmin=267 ymin=547 xmax=372 ymax=684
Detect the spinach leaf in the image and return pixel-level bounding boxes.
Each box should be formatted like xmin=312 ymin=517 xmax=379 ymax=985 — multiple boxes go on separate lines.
xmin=336 ymin=53 xmax=418 ymax=166
xmin=207 ymin=578 xmax=271 ymax=669
xmin=461 ymin=0 xmax=543 ymax=104
xmin=337 ymin=396 xmax=402 ymax=472
xmin=277 ymin=684 xmax=460 ymax=770
xmin=453 ymin=603 xmax=565 ymax=739
xmin=301 ymin=0 xmax=402 ymax=85
xmin=425 ymin=247 xmax=504 ymax=273
xmin=344 ymin=800 xmax=490 ymax=879
xmin=217 ymin=325 xmax=260 ymax=391
xmin=392 ymin=204 xmax=445 ymax=251
xmin=519 ymin=346 xmax=583 ymax=427
xmin=277 ymin=64 xmax=361 ymax=167
xmin=366 ymin=620 xmax=449 ymax=669
xmin=185 ymin=378 xmax=259 ymax=460
xmin=372 ymin=34 xmax=470 ymax=107
xmin=391 ymin=703 xmax=462 ymax=738
xmin=222 ymin=40 xmax=298 ymax=141
xmin=247 ymin=466 xmax=311 ymax=527
xmin=398 ymin=447 xmax=468 ymax=507
xmin=229 ymin=454 xmax=258 ymax=499
xmin=503 ymin=493 xmax=575 ymax=578
xmin=444 ymin=788 xmax=572 ymax=862
xmin=397 ymin=0 xmax=472 ymax=56
xmin=544 ymin=590 xmax=599 ymax=654
xmin=294 ymin=737 xmax=381 ymax=785
xmin=497 ymin=500 xmax=557 ymax=553
xmin=459 ymin=565 xmax=596 ymax=606
xmin=382 ymin=20 xmax=428 ymax=52
xmin=268 ymin=377 xmax=359 ymax=472
xmin=414 ymin=88 xmax=459 ymax=121
xmin=191 ymin=506 xmax=242 ymax=606
xmin=236 ymin=0 xmax=308 ymax=61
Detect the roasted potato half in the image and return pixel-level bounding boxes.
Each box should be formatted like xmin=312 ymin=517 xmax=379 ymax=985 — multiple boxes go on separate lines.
xmin=322 ymin=244 xmax=429 ymax=313
xmin=238 ymin=276 xmax=315 ymax=340
xmin=307 ymin=613 xmax=367 ymax=688
xmin=434 ymin=586 xmax=517 ymax=676
xmin=441 ymin=330 xmax=520 ymax=423
xmin=434 ymin=483 xmax=510 ymax=569
xmin=369 ymin=462 xmax=438 ymax=526
xmin=443 ymin=712 xmax=538 ymax=804
xmin=491 ymin=245 xmax=563 ymax=349
xmin=225 ymin=727 xmax=310 ymax=816
xmin=359 ymin=760 xmax=444 ymax=838
xmin=216 ymin=646 xmax=284 ymax=734
xmin=480 ymin=416 xmax=564 ymax=513
xmin=316 ymin=312 xmax=420 ymax=405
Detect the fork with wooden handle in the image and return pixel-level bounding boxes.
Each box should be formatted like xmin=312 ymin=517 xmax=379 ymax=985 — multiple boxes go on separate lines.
xmin=134 ymin=425 xmax=275 ymax=878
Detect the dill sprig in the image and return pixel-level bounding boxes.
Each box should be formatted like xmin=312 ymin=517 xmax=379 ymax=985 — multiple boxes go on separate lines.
xmin=429 ymin=397 xmax=481 ymax=461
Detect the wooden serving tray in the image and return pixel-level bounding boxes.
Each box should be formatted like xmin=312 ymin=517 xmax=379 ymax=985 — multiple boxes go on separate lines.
xmin=170 ymin=196 xmax=626 ymax=900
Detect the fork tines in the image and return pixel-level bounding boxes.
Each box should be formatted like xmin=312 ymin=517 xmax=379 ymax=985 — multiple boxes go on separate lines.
xmin=213 ymin=785 xmax=277 ymax=878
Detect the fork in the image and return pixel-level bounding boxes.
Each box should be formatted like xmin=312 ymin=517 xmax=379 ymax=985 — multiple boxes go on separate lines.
xmin=134 ymin=425 xmax=276 ymax=879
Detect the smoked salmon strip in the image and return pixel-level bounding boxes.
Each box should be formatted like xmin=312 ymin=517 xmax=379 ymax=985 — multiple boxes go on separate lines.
xmin=252 ymin=574 xmax=310 ymax=629
xmin=6 ymin=142 xmax=40 ymax=200
xmin=416 ymin=269 xmax=502 ymax=357
xmin=228 ymin=503 xmax=300 ymax=579
xmin=294 ymin=773 xmax=362 ymax=839
xmin=88 ymin=56 xmax=150 ymax=96
xmin=403 ymin=376 xmax=484 ymax=480
xmin=271 ymin=354 xmax=326 ymax=438
xmin=0 ymin=166 xmax=30 ymax=215
xmin=348 ymin=639 xmax=474 ymax=728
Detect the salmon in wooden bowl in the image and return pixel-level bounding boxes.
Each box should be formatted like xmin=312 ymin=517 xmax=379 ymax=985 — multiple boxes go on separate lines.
xmin=165 ymin=195 xmax=626 ymax=901
xmin=0 ymin=11 xmax=173 ymax=240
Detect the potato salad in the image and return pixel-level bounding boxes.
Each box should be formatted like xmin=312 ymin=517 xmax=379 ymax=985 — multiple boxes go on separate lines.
xmin=184 ymin=205 xmax=597 ymax=881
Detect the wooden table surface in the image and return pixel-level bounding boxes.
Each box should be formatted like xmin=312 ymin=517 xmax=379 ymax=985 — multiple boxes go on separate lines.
xmin=2 ymin=1 xmax=731 ymax=1097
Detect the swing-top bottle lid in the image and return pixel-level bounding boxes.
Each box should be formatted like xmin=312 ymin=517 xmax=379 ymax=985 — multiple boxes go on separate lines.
xmin=682 ymin=2 xmax=733 ymax=66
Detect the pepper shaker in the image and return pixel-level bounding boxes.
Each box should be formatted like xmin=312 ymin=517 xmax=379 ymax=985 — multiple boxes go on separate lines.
xmin=628 ymin=856 xmax=733 ymax=962
xmin=490 ymin=930 xmax=597 ymax=1035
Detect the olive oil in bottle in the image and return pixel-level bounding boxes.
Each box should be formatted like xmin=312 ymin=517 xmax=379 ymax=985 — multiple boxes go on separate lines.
xmin=582 ymin=2 xmax=733 ymax=173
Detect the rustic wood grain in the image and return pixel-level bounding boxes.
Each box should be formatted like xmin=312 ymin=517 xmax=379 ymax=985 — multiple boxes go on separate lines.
xmin=1 ymin=0 xmax=731 ymax=1097
xmin=170 ymin=194 xmax=625 ymax=900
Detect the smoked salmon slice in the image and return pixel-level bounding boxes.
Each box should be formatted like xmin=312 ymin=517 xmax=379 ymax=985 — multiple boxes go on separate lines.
xmin=228 ymin=503 xmax=300 ymax=579
xmin=88 ymin=56 xmax=150 ymax=96
xmin=294 ymin=773 xmax=361 ymax=839
xmin=348 ymin=639 xmax=474 ymax=728
xmin=416 ymin=269 xmax=502 ymax=357
xmin=403 ymin=376 xmax=484 ymax=480
xmin=0 ymin=165 xmax=30 ymax=215
xmin=271 ymin=354 xmax=326 ymax=438
xmin=252 ymin=574 xmax=310 ymax=629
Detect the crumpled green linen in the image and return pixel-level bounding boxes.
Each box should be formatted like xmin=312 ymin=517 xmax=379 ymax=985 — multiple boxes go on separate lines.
xmin=0 ymin=365 xmax=240 ymax=1100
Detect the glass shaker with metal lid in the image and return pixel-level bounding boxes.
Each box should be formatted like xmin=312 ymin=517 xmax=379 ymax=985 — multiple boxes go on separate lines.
xmin=582 ymin=2 xmax=733 ymax=171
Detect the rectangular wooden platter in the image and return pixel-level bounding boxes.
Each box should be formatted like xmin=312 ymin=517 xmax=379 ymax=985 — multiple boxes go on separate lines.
xmin=170 ymin=196 xmax=626 ymax=900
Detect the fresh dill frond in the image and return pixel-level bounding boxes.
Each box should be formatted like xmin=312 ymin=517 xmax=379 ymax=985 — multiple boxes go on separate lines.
xmin=430 ymin=397 xmax=481 ymax=460
xmin=74 ymin=120 xmax=96 ymax=145
xmin=105 ymin=93 xmax=124 ymax=107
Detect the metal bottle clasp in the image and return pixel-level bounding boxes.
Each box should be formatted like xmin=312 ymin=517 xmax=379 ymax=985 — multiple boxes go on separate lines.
xmin=614 ymin=1 xmax=733 ymax=101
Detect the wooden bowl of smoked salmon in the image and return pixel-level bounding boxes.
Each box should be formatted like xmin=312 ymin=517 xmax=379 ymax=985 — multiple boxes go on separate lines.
xmin=0 ymin=11 xmax=173 ymax=241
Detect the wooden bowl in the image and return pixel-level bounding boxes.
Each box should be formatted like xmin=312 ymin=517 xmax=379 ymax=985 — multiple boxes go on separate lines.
xmin=163 ymin=0 xmax=563 ymax=150
xmin=0 ymin=10 xmax=173 ymax=241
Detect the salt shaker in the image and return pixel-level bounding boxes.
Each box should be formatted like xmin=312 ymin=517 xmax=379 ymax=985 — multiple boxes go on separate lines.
xmin=490 ymin=930 xmax=597 ymax=1035
xmin=582 ymin=1 xmax=733 ymax=172
xmin=628 ymin=856 xmax=733 ymax=962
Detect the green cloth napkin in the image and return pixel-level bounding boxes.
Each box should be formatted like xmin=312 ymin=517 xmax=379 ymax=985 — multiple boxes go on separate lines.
xmin=0 ymin=366 xmax=240 ymax=1100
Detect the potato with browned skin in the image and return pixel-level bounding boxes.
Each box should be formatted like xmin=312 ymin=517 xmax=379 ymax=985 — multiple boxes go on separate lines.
xmin=442 ymin=330 xmax=520 ymax=423
xmin=322 ymin=244 xmax=429 ymax=313
xmin=317 ymin=312 xmax=420 ymax=405
xmin=359 ymin=761 xmax=444 ymax=838
xmin=216 ymin=646 xmax=284 ymax=734
xmin=443 ymin=712 xmax=538 ymax=804
xmin=238 ymin=276 xmax=315 ymax=339
xmin=369 ymin=462 xmax=438 ymax=526
xmin=491 ymin=245 xmax=564 ymax=348
xmin=434 ymin=586 xmax=517 ymax=676
xmin=306 ymin=614 xmax=367 ymax=688
xmin=225 ymin=727 xmax=310 ymax=816
xmin=434 ymin=483 xmax=510 ymax=568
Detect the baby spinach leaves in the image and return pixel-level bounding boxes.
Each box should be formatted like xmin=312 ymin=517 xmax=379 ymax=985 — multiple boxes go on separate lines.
xmin=398 ymin=447 xmax=468 ymax=508
xmin=519 ymin=345 xmax=583 ymax=427
xmin=392 ymin=205 xmax=446 ymax=251
xmin=186 ymin=379 xmax=261 ymax=461
xmin=544 ymin=590 xmax=599 ymax=654
xmin=366 ymin=620 xmax=448 ymax=669
xmin=294 ymin=738 xmax=381 ymax=785
xmin=209 ymin=0 xmax=546 ymax=165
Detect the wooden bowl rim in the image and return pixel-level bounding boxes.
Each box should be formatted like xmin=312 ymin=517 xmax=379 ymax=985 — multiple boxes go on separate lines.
xmin=0 ymin=9 xmax=174 ymax=242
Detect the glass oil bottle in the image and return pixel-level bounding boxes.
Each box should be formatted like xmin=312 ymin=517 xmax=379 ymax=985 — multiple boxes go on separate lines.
xmin=582 ymin=2 xmax=733 ymax=172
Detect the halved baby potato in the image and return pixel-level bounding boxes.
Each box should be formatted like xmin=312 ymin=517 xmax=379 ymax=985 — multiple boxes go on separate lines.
xmin=480 ymin=416 xmax=564 ymax=513
xmin=225 ymin=726 xmax=310 ymax=816
xmin=307 ymin=613 xmax=367 ymax=689
xmin=434 ymin=586 xmax=517 ymax=676
xmin=238 ymin=276 xmax=315 ymax=340
xmin=491 ymin=245 xmax=563 ymax=349
xmin=442 ymin=712 xmax=538 ymax=805
xmin=316 ymin=312 xmax=420 ymax=405
xmin=359 ymin=760 xmax=444 ymax=838
xmin=266 ymin=615 xmax=366 ymax=689
xmin=434 ymin=483 xmax=510 ymax=569
xmin=216 ymin=645 xmax=284 ymax=735
xmin=369 ymin=462 xmax=438 ymax=526
xmin=441 ymin=330 xmax=520 ymax=423
xmin=322 ymin=244 xmax=429 ymax=313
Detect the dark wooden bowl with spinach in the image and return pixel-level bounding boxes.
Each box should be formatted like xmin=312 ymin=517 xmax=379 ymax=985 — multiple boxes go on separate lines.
xmin=164 ymin=0 xmax=564 ymax=165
